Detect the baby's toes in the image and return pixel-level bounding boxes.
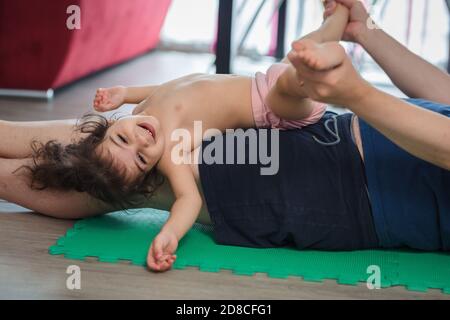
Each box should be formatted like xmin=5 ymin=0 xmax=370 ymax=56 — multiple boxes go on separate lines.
xmin=298 ymin=53 xmax=312 ymax=66
xmin=291 ymin=40 xmax=306 ymax=52
xmin=287 ymin=50 xmax=298 ymax=62
xmin=291 ymin=41 xmax=302 ymax=52
xmin=308 ymin=57 xmax=320 ymax=69
xmin=288 ymin=51 xmax=303 ymax=68
xmin=302 ymin=54 xmax=318 ymax=69
xmin=313 ymin=59 xmax=326 ymax=70
xmin=293 ymin=39 xmax=315 ymax=52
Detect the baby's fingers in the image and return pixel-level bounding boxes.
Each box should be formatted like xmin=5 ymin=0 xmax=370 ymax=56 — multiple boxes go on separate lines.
xmin=149 ymin=260 xmax=171 ymax=272
xmin=148 ymin=261 xmax=161 ymax=272
xmin=159 ymin=255 xmax=176 ymax=265
xmin=158 ymin=260 xmax=173 ymax=272
xmin=157 ymin=253 xmax=175 ymax=261
xmin=154 ymin=240 xmax=165 ymax=260
xmin=147 ymin=245 xmax=160 ymax=268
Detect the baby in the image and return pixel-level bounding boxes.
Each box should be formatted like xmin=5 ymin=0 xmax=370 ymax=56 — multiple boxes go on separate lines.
xmin=31 ymin=3 xmax=350 ymax=272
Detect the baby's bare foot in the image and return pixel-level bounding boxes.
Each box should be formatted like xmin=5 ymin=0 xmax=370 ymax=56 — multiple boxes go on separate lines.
xmin=93 ymin=86 xmax=126 ymax=112
xmin=288 ymin=39 xmax=346 ymax=71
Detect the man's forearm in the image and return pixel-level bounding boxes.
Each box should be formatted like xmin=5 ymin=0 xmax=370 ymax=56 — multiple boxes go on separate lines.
xmin=0 ymin=158 xmax=111 ymax=218
xmin=347 ymin=87 xmax=450 ymax=170
xmin=358 ymin=28 xmax=450 ymax=104
xmin=0 ymin=119 xmax=80 ymax=159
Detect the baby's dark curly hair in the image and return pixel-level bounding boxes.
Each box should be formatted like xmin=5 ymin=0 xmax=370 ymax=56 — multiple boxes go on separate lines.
xmin=19 ymin=113 xmax=164 ymax=209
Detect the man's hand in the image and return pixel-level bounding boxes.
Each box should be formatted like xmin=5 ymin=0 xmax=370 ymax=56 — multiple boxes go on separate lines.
xmin=147 ymin=231 xmax=178 ymax=272
xmin=289 ymin=49 xmax=372 ymax=107
xmin=324 ymin=0 xmax=371 ymax=43
xmin=93 ymin=86 xmax=126 ymax=112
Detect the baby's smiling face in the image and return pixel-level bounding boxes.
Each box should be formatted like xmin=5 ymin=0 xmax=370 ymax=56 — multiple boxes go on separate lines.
xmin=99 ymin=115 xmax=165 ymax=182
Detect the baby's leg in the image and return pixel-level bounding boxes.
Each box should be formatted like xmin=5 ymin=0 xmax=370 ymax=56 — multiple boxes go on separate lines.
xmin=266 ymin=4 xmax=349 ymax=120
xmin=281 ymin=3 xmax=349 ymax=64
xmin=267 ymin=40 xmax=346 ymax=120
xmin=304 ymin=3 xmax=350 ymax=44
xmin=287 ymin=2 xmax=348 ymax=71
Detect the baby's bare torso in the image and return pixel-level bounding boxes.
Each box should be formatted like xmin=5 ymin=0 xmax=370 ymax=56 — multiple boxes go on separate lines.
xmin=137 ymin=73 xmax=254 ymax=149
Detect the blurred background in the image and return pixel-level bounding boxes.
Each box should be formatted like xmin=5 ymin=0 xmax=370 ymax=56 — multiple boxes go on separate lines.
xmin=0 ymin=0 xmax=449 ymax=120
xmin=162 ymin=0 xmax=449 ymax=80
xmin=161 ymin=0 xmax=450 ymax=101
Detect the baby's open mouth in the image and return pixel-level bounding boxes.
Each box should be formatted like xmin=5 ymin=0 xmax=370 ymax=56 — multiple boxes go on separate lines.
xmin=138 ymin=122 xmax=156 ymax=141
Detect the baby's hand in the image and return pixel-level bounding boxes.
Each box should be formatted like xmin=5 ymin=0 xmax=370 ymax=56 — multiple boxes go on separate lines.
xmin=93 ymin=86 xmax=126 ymax=112
xmin=147 ymin=231 xmax=178 ymax=272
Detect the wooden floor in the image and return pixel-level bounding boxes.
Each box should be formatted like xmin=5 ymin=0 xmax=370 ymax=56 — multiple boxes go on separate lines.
xmin=0 ymin=50 xmax=447 ymax=300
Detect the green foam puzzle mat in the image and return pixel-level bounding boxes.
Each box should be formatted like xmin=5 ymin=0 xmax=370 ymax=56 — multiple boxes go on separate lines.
xmin=49 ymin=208 xmax=450 ymax=294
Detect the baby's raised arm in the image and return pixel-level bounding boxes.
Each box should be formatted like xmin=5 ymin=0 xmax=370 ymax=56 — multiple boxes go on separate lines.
xmin=147 ymin=161 xmax=203 ymax=272
xmin=93 ymin=85 xmax=160 ymax=112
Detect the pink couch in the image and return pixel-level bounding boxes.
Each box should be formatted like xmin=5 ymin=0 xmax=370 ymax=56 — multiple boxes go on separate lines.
xmin=0 ymin=0 xmax=171 ymax=92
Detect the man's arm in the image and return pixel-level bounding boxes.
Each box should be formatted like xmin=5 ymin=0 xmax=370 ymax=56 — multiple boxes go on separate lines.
xmin=0 ymin=157 xmax=177 ymax=218
xmin=358 ymin=27 xmax=450 ymax=105
xmin=0 ymin=119 xmax=81 ymax=159
xmin=292 ymin=52 xmax=450 ymax=170
xmin=0 ymin=120 xmax=107 ymax=216
xmin=0 ymin=158 xmax=111 ymax=218
xmin=332 ymin=0 xmax=450 ymax=104
xmin=349 ymin=87 xmax=450 ymax=170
